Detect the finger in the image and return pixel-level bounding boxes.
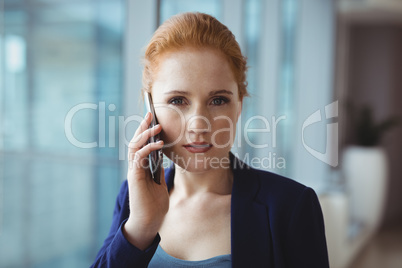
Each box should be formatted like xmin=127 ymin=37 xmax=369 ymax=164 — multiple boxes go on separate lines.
xmin=127 ymin=112 xmax=152 ymax=153
xmin=135 ymin=140 xmax=164 ymax=160
xmin=128 ymin=140 xmax=164 ymax=170
xmin=133 ymin=112 xmax=152 ymax=138
xmin=127 ymin=112 xmax=155 ymax=159
xmin=135 ymin=140 xmax=164 ymax=169
xmin=129 ymin=124 xmax=162 ymax=151
xmin=127 ymin=123 xmax=162 ymax=163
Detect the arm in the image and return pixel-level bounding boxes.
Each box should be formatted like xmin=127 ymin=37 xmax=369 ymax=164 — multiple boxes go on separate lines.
xmin=285 ymin=187 xmax=330 ymax=268
xmin=90 ymin=181 xmax=161 ymax=268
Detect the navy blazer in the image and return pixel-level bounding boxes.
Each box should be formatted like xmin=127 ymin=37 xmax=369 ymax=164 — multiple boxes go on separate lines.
xmin=92 ymin=152 xmax=329 ymax=267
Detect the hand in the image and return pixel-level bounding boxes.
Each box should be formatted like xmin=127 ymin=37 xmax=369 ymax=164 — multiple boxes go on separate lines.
xmin=123 ymin=112 xmax=169 ymax=250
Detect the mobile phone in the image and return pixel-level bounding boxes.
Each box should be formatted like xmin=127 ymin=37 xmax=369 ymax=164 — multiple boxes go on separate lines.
xmin=144 ymin=91 xmax=163 ymax=184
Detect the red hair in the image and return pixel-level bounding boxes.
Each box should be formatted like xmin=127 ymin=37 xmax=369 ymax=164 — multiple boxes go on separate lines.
xmin=142 ymin=12 xmax=248 ymax=100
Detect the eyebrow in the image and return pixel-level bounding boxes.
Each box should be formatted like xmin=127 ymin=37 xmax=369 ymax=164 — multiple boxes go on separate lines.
xmin=164 ymin=89 xmax=233 ymax=96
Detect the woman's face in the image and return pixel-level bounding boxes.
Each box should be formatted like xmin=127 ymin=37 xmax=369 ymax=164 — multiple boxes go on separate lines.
xmin=151 ymin=47 xmax=242 ymax=172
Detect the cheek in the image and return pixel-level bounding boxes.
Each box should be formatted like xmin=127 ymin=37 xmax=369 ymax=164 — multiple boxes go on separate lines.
xmin=211 ymin=114 xmax=238 ymax=145
xmin=156 ymin=106 xmax=185 ymax=143
xmin=156 ymin=105 xmax=239 ymax=146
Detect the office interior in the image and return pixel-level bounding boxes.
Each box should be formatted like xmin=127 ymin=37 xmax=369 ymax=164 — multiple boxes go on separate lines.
xmin=1 ymin=0 xmax=401 ymax=267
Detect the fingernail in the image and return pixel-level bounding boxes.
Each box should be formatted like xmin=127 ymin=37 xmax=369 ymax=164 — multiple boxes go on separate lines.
xmin=145 ymin=112 xmax=150 ymax=119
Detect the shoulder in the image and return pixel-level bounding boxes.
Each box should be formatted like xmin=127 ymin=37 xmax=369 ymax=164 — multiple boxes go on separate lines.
xmin=230 ymin=151 xmax=307 ymax=192
xmin=232 ymin=158 xmax=321 ymax=222
xmin=254 ymin=167 xmax=311 ymax=203
xmin=233 ymin=158 xmax=311 ymax=204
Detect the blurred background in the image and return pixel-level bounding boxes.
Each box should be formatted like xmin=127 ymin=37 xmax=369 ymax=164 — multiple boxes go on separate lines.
xmin=0 ymin=0 xmax=401 ymax=267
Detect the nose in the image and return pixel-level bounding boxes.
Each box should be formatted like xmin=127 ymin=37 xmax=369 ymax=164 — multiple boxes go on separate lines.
xmin=186 ymin=105 xmax=211 ymax=135
xmin=187 ymin=115 xmax=211 ymax=134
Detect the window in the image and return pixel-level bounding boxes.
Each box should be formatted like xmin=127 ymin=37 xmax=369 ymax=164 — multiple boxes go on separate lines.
xmin=0 ymin=1 xmax=335 ymax=266
xmin=1 ymin=1 xmax=125 ymax=267
xmin=159 ymin=0 xmax=221 ymax=23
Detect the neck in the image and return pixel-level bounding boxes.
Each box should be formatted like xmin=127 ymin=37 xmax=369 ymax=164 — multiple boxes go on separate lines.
xmin=173 ymin=163 xmax=233 ymax=197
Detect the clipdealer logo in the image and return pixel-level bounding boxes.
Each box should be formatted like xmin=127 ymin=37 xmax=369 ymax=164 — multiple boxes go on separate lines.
xmin=302 ymin=101 xmax=338 ymax=167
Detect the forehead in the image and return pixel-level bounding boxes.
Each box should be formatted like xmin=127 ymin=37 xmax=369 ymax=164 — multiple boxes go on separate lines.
xmin=152 ymin=47 xmax=237 ymax=95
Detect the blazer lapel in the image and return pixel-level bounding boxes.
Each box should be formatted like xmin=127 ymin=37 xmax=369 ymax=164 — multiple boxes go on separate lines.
xmin=230 ymin=152 xmax=274 ymax=267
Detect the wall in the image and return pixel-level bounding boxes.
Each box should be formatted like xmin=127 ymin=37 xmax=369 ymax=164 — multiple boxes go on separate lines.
xmin=347 ymin=24 xmax=402 ymax=226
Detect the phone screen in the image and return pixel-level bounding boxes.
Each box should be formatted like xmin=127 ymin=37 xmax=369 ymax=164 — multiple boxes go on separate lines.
xmin=144 ymin=92 xmax=163 ymax=184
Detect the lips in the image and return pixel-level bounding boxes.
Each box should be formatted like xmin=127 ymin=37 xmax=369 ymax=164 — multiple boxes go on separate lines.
xmin=184 ymin=142 xmax=211 ymax=147
xmin=183 ymin=142 xmax=212 ymax=153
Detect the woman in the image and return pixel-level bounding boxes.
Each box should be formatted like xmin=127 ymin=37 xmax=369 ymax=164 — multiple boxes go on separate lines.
xmin=92 ymin=12 xmax=329 ymax=268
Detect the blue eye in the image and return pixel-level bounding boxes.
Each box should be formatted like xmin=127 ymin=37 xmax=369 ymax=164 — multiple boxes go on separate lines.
xmin=168 ymin=96 xmax=229 ymax=106
xmin=169 ymin=97 xmax=185 ymax=105
xmin=211 ymin=97 xmax=229 ymax=105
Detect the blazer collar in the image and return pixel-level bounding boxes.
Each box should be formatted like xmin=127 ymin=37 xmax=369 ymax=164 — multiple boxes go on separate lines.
xmin=164 ymin=152 xmax=273 ymax=267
